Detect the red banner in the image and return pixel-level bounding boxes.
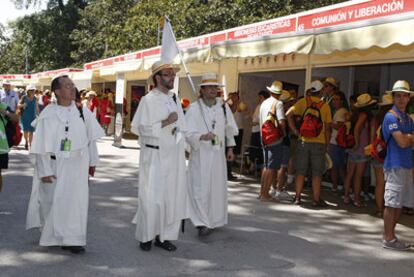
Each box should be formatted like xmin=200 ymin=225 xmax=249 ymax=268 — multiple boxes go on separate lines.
xmin=298 ymin=0 xmax=414 ymax=31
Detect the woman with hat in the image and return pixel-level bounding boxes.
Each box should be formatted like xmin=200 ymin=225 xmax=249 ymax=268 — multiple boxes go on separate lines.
xmin=18 ymin=84 xmax=39 ymax=150
xmin=370 ymin=94 xmax=393 ymax=217
xmin=343 ymin=93 xmax=377 ymax=207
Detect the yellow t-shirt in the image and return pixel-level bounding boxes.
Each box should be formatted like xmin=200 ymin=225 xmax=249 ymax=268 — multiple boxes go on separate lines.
xmin=292 ymin=96 xmax=332 ymax=144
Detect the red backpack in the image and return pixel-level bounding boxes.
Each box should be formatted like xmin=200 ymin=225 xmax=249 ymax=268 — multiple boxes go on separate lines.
xmin=1 ymin=115 xmax=22 ymax=147
xmin=370 ymin=110 xmax=399 ymax=163
xmin=262 ymin=102 xmax=283 ymax=145
xmin=336 ymin=124 xmax=355 ymax=149
xmin=299 ymin=97 xmax=324 ymax=138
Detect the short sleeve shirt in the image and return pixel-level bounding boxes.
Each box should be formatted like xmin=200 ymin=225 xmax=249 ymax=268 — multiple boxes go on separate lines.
xmin=330 ymin=107 xmax=348 ymax=145
xmin=259 ymin=96 xmax=285 ymax=144
xmin=382 ymin=106 xmax=414 ymax=170
xmin=292 ymin=96 xmax=332 ymax=144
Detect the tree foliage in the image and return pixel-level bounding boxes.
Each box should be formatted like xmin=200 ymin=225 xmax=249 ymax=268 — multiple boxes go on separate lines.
xmin=1 ymin=0 xmax=346 ymax=74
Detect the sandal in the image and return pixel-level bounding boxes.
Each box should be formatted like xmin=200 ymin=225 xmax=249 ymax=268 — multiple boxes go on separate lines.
xmin=154 ymin=238 xmax=177 ymax=252
xmin=353 ymin=201 xmax=367 ymax=207
xmin=312 ymin=199 xmax=328 ymax=208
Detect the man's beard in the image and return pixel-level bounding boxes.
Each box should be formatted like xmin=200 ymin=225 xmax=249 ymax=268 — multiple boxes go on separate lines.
xmin=161 ymin=79 xmax=174 ymax=90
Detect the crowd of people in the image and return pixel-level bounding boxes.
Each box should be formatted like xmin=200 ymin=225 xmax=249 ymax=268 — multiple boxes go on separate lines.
xmin=1 ymin=61 xmax=413 ymax=254
xmin=245 ymin=76 xmax=414 ymax=251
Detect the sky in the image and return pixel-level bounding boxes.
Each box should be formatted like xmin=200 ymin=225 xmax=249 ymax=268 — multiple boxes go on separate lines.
xmin=0 ymin=0 xmax=46 ymax=27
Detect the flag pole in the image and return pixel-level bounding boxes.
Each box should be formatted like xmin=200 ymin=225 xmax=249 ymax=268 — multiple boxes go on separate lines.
xmin=165 ymin=16 xmax=197 ymax=95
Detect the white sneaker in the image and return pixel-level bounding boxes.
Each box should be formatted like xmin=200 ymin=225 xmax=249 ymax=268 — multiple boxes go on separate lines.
xmin=275 ymin=190 xmax=292 ymax=200
xmin=270 ymin=188 xmax=277 ymax=198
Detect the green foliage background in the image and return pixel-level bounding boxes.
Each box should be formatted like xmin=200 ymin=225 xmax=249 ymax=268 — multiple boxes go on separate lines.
xmin=0 ymin=0 xmax=345 ymax=74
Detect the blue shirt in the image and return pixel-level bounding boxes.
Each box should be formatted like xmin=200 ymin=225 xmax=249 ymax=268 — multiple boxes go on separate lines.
xmin=382 ymin=106 xmax=414 ymax=169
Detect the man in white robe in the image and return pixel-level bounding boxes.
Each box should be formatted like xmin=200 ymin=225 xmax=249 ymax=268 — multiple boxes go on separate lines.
xmin=131 ymin=61 xmax=187 ymax=252
xmin=26 ymin=75 xmax=104 ymax=254
xmin=185 ymin=72 xmax=238 ymax=236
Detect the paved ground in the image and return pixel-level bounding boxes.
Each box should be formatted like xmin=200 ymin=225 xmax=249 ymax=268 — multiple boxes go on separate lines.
xmin=1 ymin=137 xmax=413 ymax=277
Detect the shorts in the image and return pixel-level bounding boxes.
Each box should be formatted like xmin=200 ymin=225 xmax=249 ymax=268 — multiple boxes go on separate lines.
xmin=371 ymin=158 xmax=383 ymax=168
xmin=263 ymin=143 xmax=283 ymax=170
xmin=348 ymin=152 xmax=369 ymax=163
xmin=0 ymin=153 xmax=8 ymax=169
xmin=328 ymin=144 xmax=346 ymax=169
xmin=295 ymin=141 xmax=326 ymax=177
xmin=384 ymin=168 xmax=414 ymax=208
xmin=281 ymin=144 xmax=291 ymax=168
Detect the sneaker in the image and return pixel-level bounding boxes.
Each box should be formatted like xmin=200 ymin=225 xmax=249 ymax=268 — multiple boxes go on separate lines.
xmin=270 ymin=188 xmax=277 ymax=198
xmin=275 ymin=190 xmax=292 ymax=201
xmin=382 ymin=239 xmax=410 ymax=251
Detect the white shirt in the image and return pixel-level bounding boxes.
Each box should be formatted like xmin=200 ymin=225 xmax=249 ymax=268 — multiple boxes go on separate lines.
xmin=330 ymin=107 xmax=348 ymax=145
xmin=259 ymin=96 xmax=285 ymax=144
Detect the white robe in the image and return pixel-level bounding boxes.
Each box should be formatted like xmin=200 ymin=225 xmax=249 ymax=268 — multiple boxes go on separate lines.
xmin=185 ymin=99 xmax=238 ymax=228
xmin=131 ymin=88 xmax=187 ymax=242
xmin=26 ymin=102 xmax=104 ymax=246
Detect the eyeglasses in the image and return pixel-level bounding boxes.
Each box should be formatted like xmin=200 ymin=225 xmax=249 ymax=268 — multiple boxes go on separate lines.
xmin=160 ymin=73 xmax=176 ymax=78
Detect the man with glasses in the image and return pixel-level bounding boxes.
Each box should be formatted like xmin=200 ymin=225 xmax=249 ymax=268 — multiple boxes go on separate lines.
xmin=26 ymin=75 xmax=104 ymax=254
xmin=131 ymin=61 xmax=187 ymax=252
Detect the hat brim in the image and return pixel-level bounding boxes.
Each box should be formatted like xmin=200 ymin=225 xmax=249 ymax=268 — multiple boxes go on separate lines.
xmin=148 ymin=64 xmax=180 ymax=84
xmin=199 ymin=82 xmax=224 ymax=87
xmin=354 ymin=100 xmax=377 ymax=108
xmin=266 ymin=86 xmax=282 ymax=94
xmin=385 ymin=89 xmax=414 ymax=94
xmin=324 ymin=81 xmax=337 ymax=88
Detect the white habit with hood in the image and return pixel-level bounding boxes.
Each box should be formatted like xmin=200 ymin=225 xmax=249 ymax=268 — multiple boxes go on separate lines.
xmin=185 ymin=98 xmax=238 ymax=228
xmin=131 ymin=88 xmax=187 ymax=242
xmin=26 ymin=102 xmax=104 ymax=246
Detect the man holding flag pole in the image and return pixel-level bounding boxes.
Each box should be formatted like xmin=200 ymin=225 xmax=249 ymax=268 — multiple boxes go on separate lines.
xmin=130 ymin=16 xmax=190 ymax=252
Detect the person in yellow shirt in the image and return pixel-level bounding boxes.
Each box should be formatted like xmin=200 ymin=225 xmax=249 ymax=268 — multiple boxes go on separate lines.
xmin=287 ymin=80 xmax=332 ymax=207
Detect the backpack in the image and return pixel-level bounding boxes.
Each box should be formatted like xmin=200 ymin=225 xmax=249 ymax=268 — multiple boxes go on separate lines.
xmin=262 ymin=102 xmax=283 ymax=145
xmin=299 ymin=97 xmax=324 ymax=138
xmin=0 ymin=113 xmax=22 ymax=147
xmin=370 ymin=109 xmax=399 ymax=163
xmin=336 ymin=123 xmax=355 ymax=149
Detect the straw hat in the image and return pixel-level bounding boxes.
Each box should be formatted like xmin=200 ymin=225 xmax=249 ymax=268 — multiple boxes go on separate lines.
xmin=324 ymin=77 xmax=338 ymax=88
xmin=354 ymin=93 xmax=377 ymax=108
xmin=266 ymin=80 xmax=283 ymax=95
xmin=280 ymin=90 xmax=294 ymax=103
xmin=149 ymin=60 xmax=180 ymax=83
xmin=310 ymin=80 xmax=323 ymax=93
xmin=26 ymin=84 xmax=36 ymax=91
xmin=386 ymin=80 xmax=413 ymax=94
xmin=86 ymin=91 xmax=97 ymax=97
xmin=378 ymin=94 xmax=393 ymax=106
xmin=199 ymin=72 xmax=223 ymax=87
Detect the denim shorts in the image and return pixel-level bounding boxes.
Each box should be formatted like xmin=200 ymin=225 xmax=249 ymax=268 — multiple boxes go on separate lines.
xmin=263 ymin=143 xmax=283 ymax=170
xmin=384 ymin=168 xmax=414 ymax=208
xmin=348 ymin=152 xmax=369 ymax=163
xmin=328 ymin=144 xmax=346 ymax=169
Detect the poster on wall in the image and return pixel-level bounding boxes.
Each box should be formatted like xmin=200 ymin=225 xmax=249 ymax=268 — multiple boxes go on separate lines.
xmin=130 ymin=85 xmax=146 ymax=121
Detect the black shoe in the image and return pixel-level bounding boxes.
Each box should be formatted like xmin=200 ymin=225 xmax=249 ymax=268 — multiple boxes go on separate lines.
xmin=139 ymin=241 xmax=152 ymax=251
xmin=61 ymin=246 xmax=85 ymax=254
xmin=154 ymin=237 xmax=177 ymax=252
xmin=197 ymin=226 xmax=213 ymax=237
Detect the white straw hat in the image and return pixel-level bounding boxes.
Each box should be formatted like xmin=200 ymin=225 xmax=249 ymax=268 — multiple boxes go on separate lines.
xmin=386 ymin=80 xmax=414 ymax=94
xmin=266 ymin=80 xmax=283 ymax=95
xmin=378 ymin=94 xmax=393 ymax=106
xmin=199 ymin=72 xmax=224 ymax=87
